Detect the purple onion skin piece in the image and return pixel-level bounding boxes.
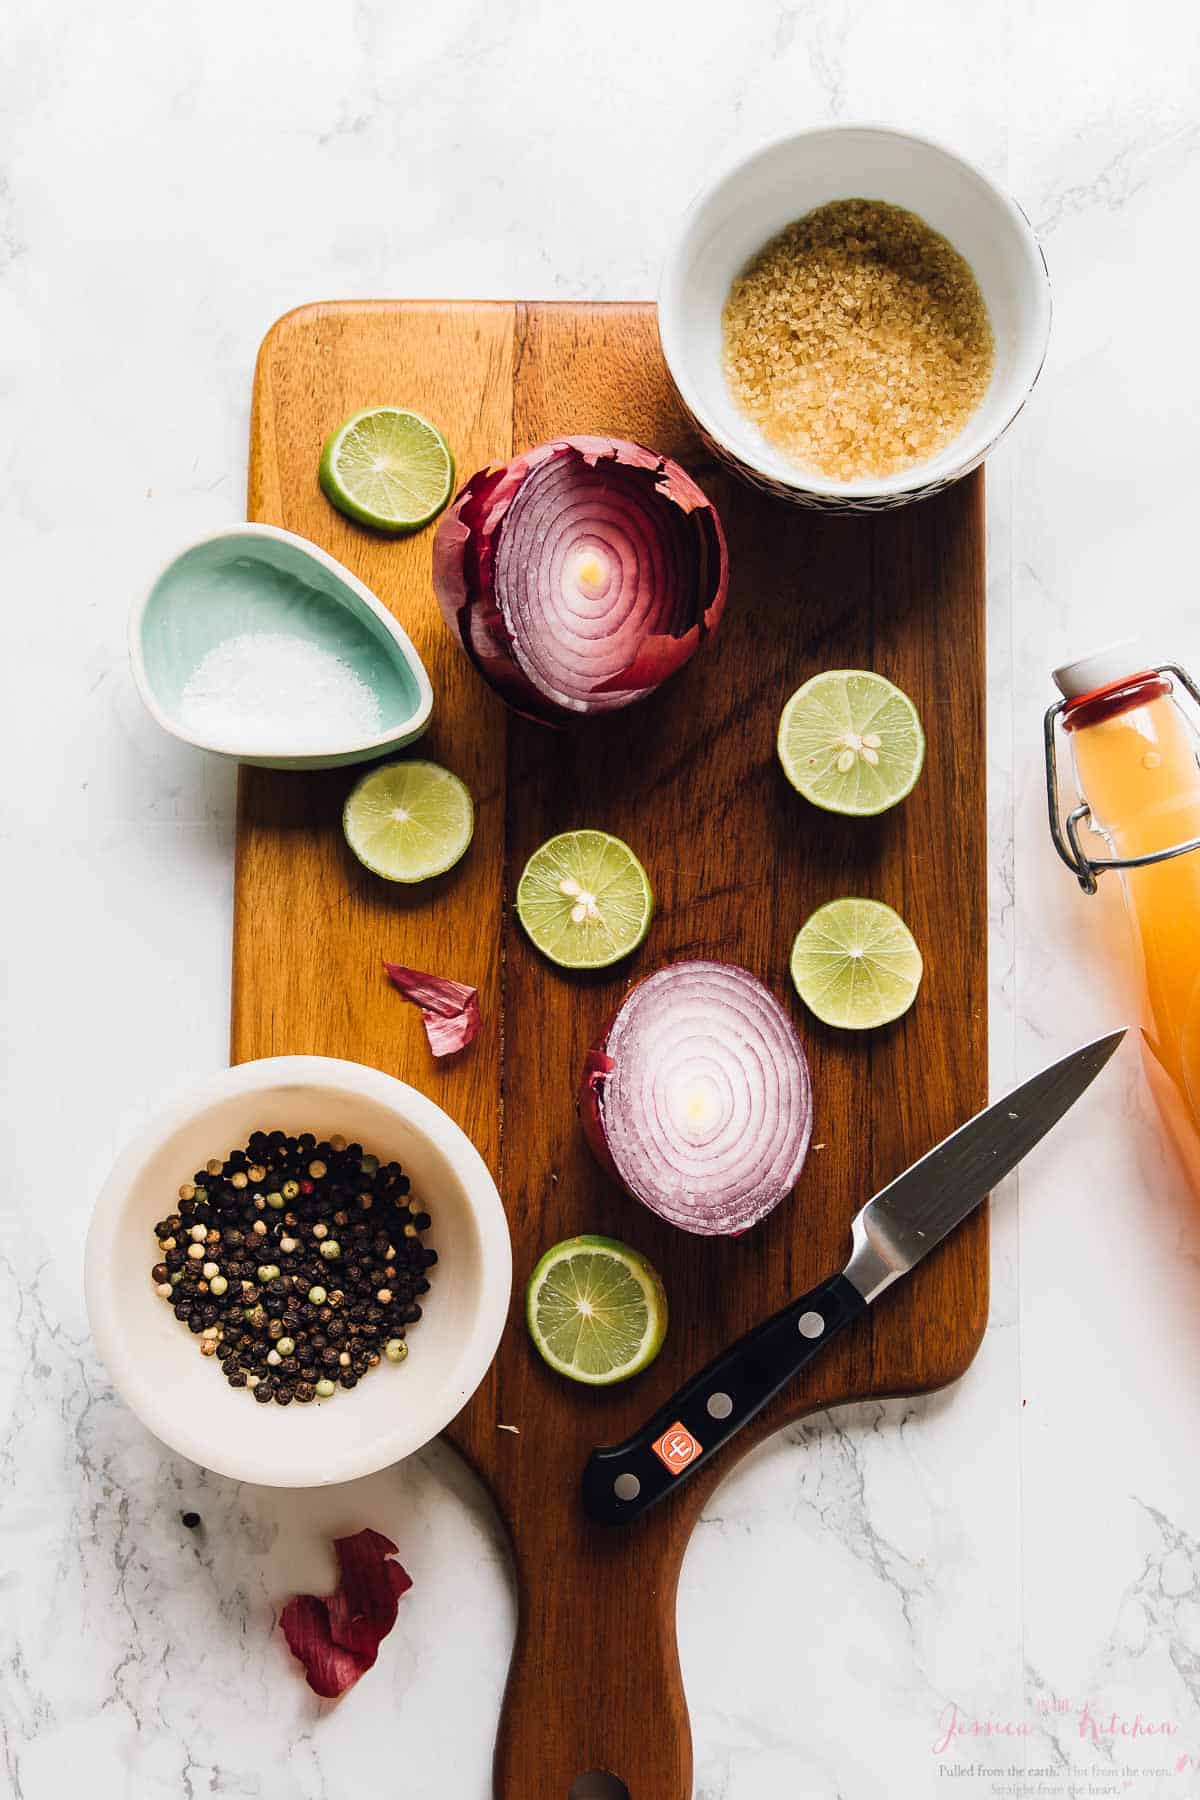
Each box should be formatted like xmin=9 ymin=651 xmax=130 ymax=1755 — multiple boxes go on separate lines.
xmin=431 ymin=436 xmax=728 ymax=726
xmin=579 ymin=960 xmax=813 ymax=1237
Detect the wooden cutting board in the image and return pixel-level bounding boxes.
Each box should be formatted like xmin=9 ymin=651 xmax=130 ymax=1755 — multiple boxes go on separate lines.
xmin=235 ymin=301 xmax=988 ymax=1799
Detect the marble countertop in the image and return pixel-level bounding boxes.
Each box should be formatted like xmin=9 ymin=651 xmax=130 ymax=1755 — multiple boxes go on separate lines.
xmin=4 ymin=2 xmax=1200 ymax=1795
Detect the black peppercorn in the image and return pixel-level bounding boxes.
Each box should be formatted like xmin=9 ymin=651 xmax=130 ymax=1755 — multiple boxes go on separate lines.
xmin=154 ymin=1130 xmax=432 ymax=1404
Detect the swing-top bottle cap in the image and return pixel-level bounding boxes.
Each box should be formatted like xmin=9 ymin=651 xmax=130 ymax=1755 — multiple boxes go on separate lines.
xmin=1052 ymin=640 xmax=1145 ymax=701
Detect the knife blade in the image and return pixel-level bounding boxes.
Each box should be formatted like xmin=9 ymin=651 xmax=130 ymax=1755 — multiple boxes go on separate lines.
xmin=581 ymin=1028 xmax=1126 ymax=1526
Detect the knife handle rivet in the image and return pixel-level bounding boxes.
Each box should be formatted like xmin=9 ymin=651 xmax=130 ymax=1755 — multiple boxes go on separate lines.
xmin=706 ymin=1391 xmax=733 ymax=1420
xmin=798 ymin=1311 xmax=825 ymax=1339
xmin=613 ymin=1472 xmax=641 ymax=1502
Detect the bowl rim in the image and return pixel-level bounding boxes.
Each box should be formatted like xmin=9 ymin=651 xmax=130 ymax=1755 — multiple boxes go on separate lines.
xmin=658 ymin=121 xmax=1053 ymax=501
xmin=84 ymin=1055 xmax=512 ymax=1487
xmin=128 ymin=522 xmax=435 ymax=762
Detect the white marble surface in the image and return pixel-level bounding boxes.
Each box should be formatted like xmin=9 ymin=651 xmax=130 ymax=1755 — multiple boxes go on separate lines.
xmin=4 ymin=3 xmax=1200 ymax=1796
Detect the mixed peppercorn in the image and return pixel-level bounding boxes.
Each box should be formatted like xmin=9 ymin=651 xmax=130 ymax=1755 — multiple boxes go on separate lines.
xmin=151 ymin=1129 xmax=434 ymax=1405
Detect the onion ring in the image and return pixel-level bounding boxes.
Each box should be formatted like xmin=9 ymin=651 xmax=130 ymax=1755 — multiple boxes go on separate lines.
xmin=580 ymin=960 xmax=813 ymax=1235
xmin=432 ymin=436 xmax=727 ymax=724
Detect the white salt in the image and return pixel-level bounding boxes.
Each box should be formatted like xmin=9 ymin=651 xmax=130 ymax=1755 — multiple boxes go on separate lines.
xmin=179 ymin=631 xmax=383 ymax=752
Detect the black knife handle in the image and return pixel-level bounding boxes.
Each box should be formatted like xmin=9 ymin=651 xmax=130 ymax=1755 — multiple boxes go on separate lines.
xmin=581 ymin=1271 xmax=867 ymax=1526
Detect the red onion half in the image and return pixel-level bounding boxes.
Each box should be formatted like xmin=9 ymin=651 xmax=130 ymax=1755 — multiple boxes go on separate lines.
xmin=432 ymin=436 xmax=728 ymax=724
xmin=580 ymin=960 xmax=813 ymax=1236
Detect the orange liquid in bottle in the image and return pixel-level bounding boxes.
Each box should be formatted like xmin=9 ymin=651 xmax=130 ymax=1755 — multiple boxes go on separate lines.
xmin=1066 ymin=674 xmax=1200 ymax=1194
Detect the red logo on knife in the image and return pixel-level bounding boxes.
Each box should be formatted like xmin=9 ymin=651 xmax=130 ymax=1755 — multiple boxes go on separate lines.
xmin=652 ymin=1422 xmax=702 ymax=1474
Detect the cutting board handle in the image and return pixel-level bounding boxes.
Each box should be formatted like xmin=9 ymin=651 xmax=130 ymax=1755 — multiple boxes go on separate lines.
xmin=493 ymin=1546 xmax=693 ymax=1798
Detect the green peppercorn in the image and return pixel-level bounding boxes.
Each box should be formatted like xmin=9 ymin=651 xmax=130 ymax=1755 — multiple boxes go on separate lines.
xmin=315 ymin=1378 xmax=336 ymax=1398
xmin=308 ymin=1285 xmax=327 ymax=1305
xmin=266 ymin=1192 xmax=284 ymax=1210
xmin=276 ymin=1336 xmax=295 ymax=1357
xmin=281 ymin=1179 xmax=300 ymax=1201
xmin=385 ymin=1338 xmax=408 ymax=1363
xmin=257 ymin=1264 xmax=280 ymax=1284
xmin=320 ymin=1240 xmax=341 ymax=1260
xmin=209 ymin=1275 xmax=228 ymax=1297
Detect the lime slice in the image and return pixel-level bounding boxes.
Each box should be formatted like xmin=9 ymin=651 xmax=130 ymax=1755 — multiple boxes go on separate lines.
xmin=526 ymin=1234 xmax=668 ymax=1386
xmin=343 ymin=759 xmax=473 ymax=883
xmin=515 ymin=830 xmax=653 ymax=969
xmin=778 ymin=670 xmax=925 ymax=816
xmin=790 ymin=897 xmax=923 ymax=1030
xmin=319 ymin=407 xmax=454 ymax=533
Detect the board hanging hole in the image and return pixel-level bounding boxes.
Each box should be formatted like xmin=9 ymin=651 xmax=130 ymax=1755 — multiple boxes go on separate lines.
xmin=569 ymin=1774 xmax=631 ymax=1800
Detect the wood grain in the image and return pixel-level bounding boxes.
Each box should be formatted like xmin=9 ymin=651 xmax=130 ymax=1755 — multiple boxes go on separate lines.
xmin=237 ymin=301 xmax=988 ymax=1800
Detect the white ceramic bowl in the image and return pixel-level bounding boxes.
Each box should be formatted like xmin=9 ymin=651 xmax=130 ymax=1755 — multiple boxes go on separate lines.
xmin=659 ymin=125 xmax=1052 ymax=511
xmin=85 ymin=1057 xmax=511 ymax=1487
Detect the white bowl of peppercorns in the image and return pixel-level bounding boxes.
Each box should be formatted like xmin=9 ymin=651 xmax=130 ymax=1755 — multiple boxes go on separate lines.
xmin=85 ymin=1056 xmax=511 ymax=1487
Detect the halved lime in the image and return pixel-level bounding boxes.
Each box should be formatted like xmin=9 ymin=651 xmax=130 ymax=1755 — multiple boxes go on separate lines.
xmin=526 ymin=1235 xmax=668 ymax=1386
xmin=319 ymin=407 xmax=454 ymax=533
xmin=515 ymin=830 xmax=652 ymax=969
xmin=790 ymin=898 xmax=923 ymax=1030
xmin=343 ymin=759 xmax=473 ymax=883
xmin=778 ymin=670 xmax=925 ymax=815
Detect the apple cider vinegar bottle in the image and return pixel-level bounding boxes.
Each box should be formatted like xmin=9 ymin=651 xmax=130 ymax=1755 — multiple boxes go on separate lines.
xmin=1047 ymin=645 xmax=1200 ymax=1196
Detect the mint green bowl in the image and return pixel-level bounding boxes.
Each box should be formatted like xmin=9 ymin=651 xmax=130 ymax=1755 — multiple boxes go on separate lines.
xmin=130 ymin=524 xmax=434 ymax=770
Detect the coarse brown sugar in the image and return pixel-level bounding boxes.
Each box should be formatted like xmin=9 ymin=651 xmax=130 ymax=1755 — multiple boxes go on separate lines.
xmin=721 ymin=198 xmax=994 ymax=482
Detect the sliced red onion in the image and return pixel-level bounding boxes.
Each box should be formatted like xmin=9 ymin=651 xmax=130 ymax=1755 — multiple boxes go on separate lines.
xmin=280 ymin=1529 xmax=412 ymax=1699
xmin=432 ymin=436 xmax=728 ymax=724
xmin=383 ymin=962 xmax=481 ymax=1057
xmin=580 ymin=961 xmax=813 ymax=1236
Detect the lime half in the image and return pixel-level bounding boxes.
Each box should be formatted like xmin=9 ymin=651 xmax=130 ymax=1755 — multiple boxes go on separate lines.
xmin=790 ymin=898 xmax=923 ymax=1030
xmin=319 ymin=407 xmax=454 ymax=533
xmin=778 ymin=670 xmax=925 ymax=815
xmin=526 ymin=1235 xmax=668 ymax=1386
xmin=343 ymin=759 xmax=473 ymax=883
xmin=516 ymin=830 xmax=652 ymax=969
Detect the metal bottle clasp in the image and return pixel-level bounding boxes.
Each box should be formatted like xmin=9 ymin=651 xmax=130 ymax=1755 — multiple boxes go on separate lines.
xmin=1044 ymin=662 xmax=1200 ymax=895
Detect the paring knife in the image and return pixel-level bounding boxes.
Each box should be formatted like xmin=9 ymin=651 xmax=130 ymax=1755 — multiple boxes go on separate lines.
xmin=582 ymin=1028 xmax=1126 ymax=1526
